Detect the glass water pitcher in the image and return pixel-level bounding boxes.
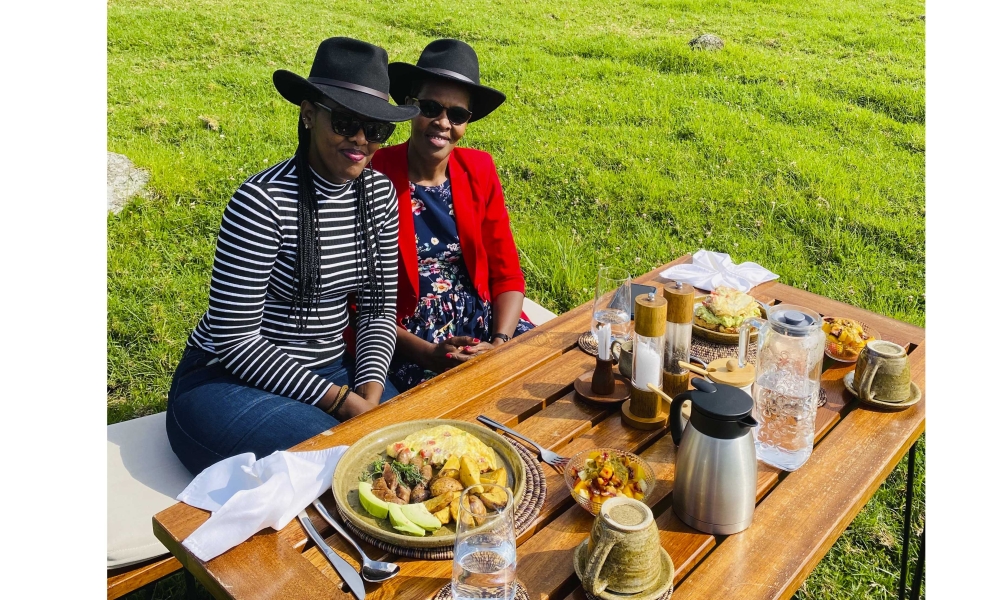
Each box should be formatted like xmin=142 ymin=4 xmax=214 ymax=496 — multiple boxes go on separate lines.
xmin=738 ymin=305 xmax=825 ymax=471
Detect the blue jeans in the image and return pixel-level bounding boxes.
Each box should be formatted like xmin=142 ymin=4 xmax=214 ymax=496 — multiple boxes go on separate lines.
xmin=166 ymin=345 xmax=398 ymax=475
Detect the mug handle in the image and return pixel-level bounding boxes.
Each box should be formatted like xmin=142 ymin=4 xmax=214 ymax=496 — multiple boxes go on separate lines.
xmin=583 ymin=528 xmax=625 ymax=595
xmin=858 ymin=355 xmax=885 ymax=401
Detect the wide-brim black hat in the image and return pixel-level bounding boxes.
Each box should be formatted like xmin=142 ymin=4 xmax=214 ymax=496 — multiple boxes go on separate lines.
xmin=388 ymin=39 xmax=506 ymax=123
xmin=273 ymin=37 xmax=420 ymax=122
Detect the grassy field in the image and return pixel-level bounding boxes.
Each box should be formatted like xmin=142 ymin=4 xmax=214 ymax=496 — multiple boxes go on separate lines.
xmin=108 ymin=0 xmax=925 ymax=597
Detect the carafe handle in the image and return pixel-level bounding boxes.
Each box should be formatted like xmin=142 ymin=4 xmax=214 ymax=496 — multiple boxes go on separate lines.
xmin=738 ymin=317 xmax=766 ymax=369
xmin=670 ymin=391 xmax=694 ymax=446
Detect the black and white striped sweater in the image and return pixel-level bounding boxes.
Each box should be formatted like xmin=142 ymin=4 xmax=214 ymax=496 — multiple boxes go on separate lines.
xmin=188 ymin=157 xmax=399 ymax=404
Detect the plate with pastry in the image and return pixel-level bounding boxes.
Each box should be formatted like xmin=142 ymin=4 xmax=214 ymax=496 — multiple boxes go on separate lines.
xmin=692 ymin=286 xmax=768 ymax=345
xmin=822 ymin=317 xmax=880 ymax=363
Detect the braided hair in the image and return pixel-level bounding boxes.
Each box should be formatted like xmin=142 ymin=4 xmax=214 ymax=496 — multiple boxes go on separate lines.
xmin=289 ymin=106 xmax=386 ymax=330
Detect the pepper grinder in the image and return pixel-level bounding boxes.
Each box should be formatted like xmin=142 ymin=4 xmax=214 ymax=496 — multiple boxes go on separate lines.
xmin=662 ymin=280 xmax=695 ymax=399
xmin=622 ymin=292 xmax=668 ymax=430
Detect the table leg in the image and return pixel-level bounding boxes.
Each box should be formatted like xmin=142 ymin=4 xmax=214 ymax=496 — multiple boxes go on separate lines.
xmin=897 ymin=443 xmax=917 ymax=600
xmin=184 ymin=567 xmax=197 ymax=600
xmin=908 ymin=528 xmax=925 ymax=600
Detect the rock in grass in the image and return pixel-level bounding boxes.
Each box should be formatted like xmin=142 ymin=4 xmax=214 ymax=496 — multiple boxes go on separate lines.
xmin=107 ymin=152 xmax=149 ymax=215
xmin=689 ymin=34 xmax=724 ymax=50
xmin=199 ymin=115 xmax=220 ymax=131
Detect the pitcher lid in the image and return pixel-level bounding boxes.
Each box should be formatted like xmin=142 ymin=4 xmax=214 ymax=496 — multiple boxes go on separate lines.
xmin=769 ymin=305 xmax=822 ymax=337
xmin=688 ymin=378 xmax=754 ymax=421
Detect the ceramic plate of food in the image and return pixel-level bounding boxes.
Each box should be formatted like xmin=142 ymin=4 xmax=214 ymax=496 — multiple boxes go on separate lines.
xmin=822 ymin=317 xmax=880 ymax=363
xmin=692 ymin=286 xmax=767 ymax=345
xmin=332 ymin=419 xmax=526 ymax=548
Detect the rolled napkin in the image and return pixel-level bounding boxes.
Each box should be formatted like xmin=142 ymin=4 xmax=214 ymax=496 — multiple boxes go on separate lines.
xmin=661 ymin=249 xmax=778 ymax=293
xmin=177 ymin=447 xmax=347 ymax=562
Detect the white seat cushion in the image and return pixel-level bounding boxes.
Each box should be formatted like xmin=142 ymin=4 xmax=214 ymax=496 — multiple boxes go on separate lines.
xmin=107 ymin=412 xmax=194 ymax=569
xmin=523 ymin=297 xmax=558 ymax=325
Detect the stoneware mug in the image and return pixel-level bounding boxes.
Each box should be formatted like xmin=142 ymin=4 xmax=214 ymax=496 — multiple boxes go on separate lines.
xmin=856 ymin=340 xmax=911 ymax=403
xmin=582 ymin=496 xmax=661 ymax=596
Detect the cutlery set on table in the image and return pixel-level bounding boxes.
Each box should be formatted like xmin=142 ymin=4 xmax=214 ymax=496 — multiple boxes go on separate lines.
xmin=297 ymin=499 xmax=398 ymax=600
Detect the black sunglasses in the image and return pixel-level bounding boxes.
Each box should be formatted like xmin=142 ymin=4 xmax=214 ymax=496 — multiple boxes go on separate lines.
xmin=314 ymin=102 xmax=396 ymax=143
xmin=410 ymin=98 xmax=473 ymax=125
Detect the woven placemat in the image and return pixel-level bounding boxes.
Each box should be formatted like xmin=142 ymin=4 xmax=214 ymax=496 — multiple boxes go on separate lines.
xmin=584 ymin=585 xmax=673 ymax=600
xmin=431 ymin=579 xmax=529 ymax=600
xmin=337 ymin=439 xmax=546 ymax=560
xmin=691 ymin=336 xmax=756 ymax=364
xmin=578 ymin=331 xmax=622 ymax=361
xmin=579 ymin=331 xmax=755 ymax=365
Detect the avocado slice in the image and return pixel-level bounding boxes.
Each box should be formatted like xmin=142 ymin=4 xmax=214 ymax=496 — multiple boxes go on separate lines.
xmin=387 ymin=503 xmax=426 ymax=536
xmin=400 ymin=503 xmax=443 ymax=531
xmin=358 ymin=481 xmax=389 ymax=519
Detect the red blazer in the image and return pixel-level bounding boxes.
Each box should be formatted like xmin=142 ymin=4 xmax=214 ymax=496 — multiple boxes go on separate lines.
xmin=371 ymin=142 xmax=527 ymax=325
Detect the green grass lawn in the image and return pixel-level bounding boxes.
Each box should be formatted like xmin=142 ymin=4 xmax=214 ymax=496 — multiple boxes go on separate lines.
xmin=108 ymin=0 xmax=924 ymax=597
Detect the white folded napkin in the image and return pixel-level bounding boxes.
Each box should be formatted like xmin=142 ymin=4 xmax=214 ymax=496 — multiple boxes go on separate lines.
xmin=177 ymin=447 xmax=346 ymax=562
xmin=661 ymin=249 xmax=778 ymax=293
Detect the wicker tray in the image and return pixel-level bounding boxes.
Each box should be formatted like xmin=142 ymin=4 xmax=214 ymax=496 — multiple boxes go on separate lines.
xmin=431 ymin=579 xmax=530 ymax=600
xmin=584 ymin=586 xmax=673 ymax=600
xmin=338 ymin=439 xmax=546 ymax=560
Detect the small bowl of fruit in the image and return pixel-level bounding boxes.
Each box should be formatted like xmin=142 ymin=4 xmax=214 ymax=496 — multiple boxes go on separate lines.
xmin=822 ymin=317 xmax=880 ymax=363
xmin=564 ymin=448 xmax=655 ymax=515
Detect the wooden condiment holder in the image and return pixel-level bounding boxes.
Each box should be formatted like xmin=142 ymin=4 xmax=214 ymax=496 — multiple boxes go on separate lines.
xmin=662 ymin=280 xmax=695 ymax=398
xmin=679 ymin=359 xmax=756 ymax=389
xmin=662 ymin=280 xmax=695 ymax=323
xmin=622 ymin=293 xmax=668 ymax=430
xmin=591 ymin=357 xmax=616 ymax=395
xmin=705 ymin=358 xmax=756 ymax=389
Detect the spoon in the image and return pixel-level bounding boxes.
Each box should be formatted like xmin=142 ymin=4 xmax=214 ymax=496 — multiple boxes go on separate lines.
xmin=646 ymin=384 xmax=692 ymax=419
xmin=645 ymin=383 xmax=674 ymax=404
xmin=678 ymin=360 xmax=712 ymax=377
xmin=312 ymin=500 xmax=401 ymax=583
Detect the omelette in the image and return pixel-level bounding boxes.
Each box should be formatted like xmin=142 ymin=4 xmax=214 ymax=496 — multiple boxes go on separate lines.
xmin=386 ymin=425 xmax=498 ymax=472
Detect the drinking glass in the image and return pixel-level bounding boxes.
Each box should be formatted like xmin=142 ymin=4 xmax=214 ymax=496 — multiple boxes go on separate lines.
xmin=591 ymin=266 xmax=632 ymax=343
xmin=452 ymin=484 xmax=517 ymax=600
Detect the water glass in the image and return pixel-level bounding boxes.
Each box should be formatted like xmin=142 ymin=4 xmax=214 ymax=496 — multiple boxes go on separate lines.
xmin=452 ymin=484 xmax=517 ymax=600
xmin=591 ymin=266 xmax=632 ymax=342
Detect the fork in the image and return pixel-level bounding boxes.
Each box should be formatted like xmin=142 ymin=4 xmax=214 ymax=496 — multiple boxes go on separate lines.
xmin=476 ymin=415 xmax=570 ymax=472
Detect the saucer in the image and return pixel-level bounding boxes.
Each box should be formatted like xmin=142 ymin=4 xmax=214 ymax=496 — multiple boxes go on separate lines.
xmin=574 ymin=371 xmax=631 ymax=404
xmin=843 ymin=370 xmax=922 ymax=410
xmin=574 ymin=538 xmax=674 ymax=600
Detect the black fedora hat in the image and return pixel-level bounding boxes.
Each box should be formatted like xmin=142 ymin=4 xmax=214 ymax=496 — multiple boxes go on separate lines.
xmin=388 ymin=39 xmax=506 ymax=123
xmin=273 ymin=37 xmax=420 ymax=122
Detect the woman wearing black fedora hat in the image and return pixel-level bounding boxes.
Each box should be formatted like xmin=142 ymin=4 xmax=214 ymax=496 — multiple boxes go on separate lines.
xmin=369 ymin=38 xmax=534 ymax=393
xmin=165 ymin=37 xmax=420 ymax=475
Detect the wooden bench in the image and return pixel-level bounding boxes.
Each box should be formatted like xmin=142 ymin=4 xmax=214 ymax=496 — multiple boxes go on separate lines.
xmin=107 ymin=412 xmax=194 ymax=599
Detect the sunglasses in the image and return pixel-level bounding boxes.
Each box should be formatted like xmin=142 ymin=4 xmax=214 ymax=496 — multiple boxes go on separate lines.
xmin=410 ymin=98 xmax=473 ymax=125
xmin=314 ymin=102 xmax=396 ymax=143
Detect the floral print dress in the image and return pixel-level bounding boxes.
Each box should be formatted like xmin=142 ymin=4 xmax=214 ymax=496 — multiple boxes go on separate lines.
xmin=388 ymin=179 xmax=534 ymax=391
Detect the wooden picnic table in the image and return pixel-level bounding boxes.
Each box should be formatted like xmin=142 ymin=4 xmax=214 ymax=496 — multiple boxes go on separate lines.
xmin=153 ymin=254 xmax=926 ymax=600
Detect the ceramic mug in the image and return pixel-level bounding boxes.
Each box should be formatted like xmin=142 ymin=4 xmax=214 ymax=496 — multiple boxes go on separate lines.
xmin=582 ymin=497 xmax=661 ymax=596
xmin=856 ymin=340 xmax=911 ymax=403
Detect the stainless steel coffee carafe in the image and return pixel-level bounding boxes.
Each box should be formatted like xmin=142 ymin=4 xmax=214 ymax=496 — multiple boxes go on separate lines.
xmin=670 ymin=378 xmax=758 ymax=535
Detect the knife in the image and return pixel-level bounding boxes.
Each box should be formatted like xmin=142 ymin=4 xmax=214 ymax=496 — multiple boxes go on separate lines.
xmin=297 ymin=510 xmax=367 ymax=600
